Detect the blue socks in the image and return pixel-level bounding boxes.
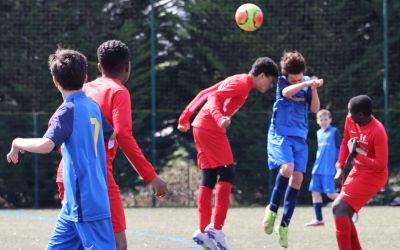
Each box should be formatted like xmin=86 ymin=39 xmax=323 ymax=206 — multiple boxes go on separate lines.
xmin=313 ymin=202 xmax=323 ymax=221
xmin=269 ymin=173 xmax=289 ymax=213
xmin=281 ymin=186 xmax=299 ymax=227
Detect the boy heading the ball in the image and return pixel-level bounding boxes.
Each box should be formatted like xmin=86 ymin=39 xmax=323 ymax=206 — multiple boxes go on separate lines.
xmin=178 ymin=57 xmax=279 ymax=250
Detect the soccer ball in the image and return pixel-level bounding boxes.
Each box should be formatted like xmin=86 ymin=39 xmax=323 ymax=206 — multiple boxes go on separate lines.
xmin=235 ymin=3 xmax=263 ymax=32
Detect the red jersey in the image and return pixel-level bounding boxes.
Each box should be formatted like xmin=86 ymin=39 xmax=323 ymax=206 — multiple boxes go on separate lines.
xmin=56 ymin=77 xmax=157 ymax=183
xmin=337 ymin=115 xmax=388 ymax=175
xmin=179 ymin=74 xmax=254 ymax=132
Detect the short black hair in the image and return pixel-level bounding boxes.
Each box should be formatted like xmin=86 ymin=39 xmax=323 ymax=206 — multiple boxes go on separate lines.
xmin=249 ymin=57 xmax=279 ymax=78
xmin=48 ymin=49 xmax=87 ymax=90
xmin=97 ymin=40 xmax=130 ymax=73
xmin=349 ymin=95 xmax=373 ymax=116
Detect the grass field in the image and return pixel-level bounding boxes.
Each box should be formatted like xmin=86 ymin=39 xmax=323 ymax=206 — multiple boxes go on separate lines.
xmin=0 ymin=206 xmax=399 ymax=249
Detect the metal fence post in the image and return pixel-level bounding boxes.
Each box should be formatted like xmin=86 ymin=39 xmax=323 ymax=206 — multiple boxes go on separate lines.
xmin=33 ymin=112 xmax=39 ymax=208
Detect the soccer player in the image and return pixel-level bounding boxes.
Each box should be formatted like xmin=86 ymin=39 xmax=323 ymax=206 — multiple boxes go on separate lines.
xmin=56 ymin=40 xmax=168 ymax=250
xmin=7 ymin=49 xmax=116 ymax=249
xmin=178 ymin=57 xmax=279 ymax=250
xmin=262 ymin=51 xmax=323 ymax=248
xmin=305 ymin=109 xmax=341 ymax=226
xmin=333 ymin=95 xmax=388 ymax=250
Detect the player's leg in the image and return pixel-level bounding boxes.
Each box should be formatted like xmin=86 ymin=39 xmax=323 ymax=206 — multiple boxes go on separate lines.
xmin=194 ymin=168 xmax=218 ymax=250
xmin=306 ymin=174 xmax=324 ymax=226
xmin=276 ymin=138 xmax=307 ymax=248
xmin=74 ymin=218 xmax=116 ymax=250
xmin=47 ymin=216 xmax=82 ymax=250
xmin=332 ymin=195 xmax=353 ymax=250
xmin=108 ymin=175 xmax=127 ymax=250
xmin=206 ymin=165 xmax=234 ymax=250
xmin=264 ymin=135 xmax=293 ymax=234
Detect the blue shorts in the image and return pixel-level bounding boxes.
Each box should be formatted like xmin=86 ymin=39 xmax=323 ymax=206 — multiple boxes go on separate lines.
xmin=308 ymin=174 xmax=336 ymax=194
xmin=267 ymin=133 xmax=308 ymax=172
xmin=47 ymin=216 xmax=116 ymax=250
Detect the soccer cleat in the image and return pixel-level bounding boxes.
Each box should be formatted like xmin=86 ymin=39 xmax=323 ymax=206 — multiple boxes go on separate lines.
xmin=192 ymin=229 xmax=217 ymax=250
xmin=262 ymin=205 xmax=277 ymax=235
xmin=205 ymin=224 xmax=229 ymax=250
xmin=275 ymin=226 xmax=289 ymax=248
xmin=305 ymin=220 xmax=325 ymax=227
xmin=352 ymin=212 xmax=359 ymax=223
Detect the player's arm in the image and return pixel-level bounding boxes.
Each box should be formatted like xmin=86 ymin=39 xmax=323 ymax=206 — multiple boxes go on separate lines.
xmin=178 ymin=82 xmax=221 ymax=132
xmin=112 ymin=90 xmax=167 ymax=197
xmin=282 ymin=78 xmax=323 ymax=99
xmin=335 ymin=117 xmax=351 ymax=182
xmin=8 ymin=105 xmax=73 ymax=164
xmin=207 ymin=79 xmax=244 ymax=128
xmin=7 ymin=138 xmax=55 ymax=164
xmin=354 ymin=126 xmax=388 ymax=171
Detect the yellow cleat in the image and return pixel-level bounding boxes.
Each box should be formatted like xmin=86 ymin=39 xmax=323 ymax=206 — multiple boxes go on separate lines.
xmin=262 ymin=205 xmax=277 ymax=235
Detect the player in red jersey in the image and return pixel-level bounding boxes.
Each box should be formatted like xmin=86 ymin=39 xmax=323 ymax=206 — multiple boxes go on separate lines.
xmin=333 ymin=95 xmax=388 ymax=250
xmin=178 ymin=57 xmax=279 ymax=250
xmin=56 ymin=40 xmax=168 ymax=250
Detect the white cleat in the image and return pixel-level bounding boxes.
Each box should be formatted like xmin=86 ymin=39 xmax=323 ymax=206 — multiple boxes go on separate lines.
xmin=205 ymin=224 xmax=229 ymax=250
xmin=192 ymin=229 xmax=217 ymax=250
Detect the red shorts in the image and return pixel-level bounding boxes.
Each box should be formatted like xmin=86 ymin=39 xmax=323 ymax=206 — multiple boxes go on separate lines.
xmin=193 ymin=127 xmax=234 ymax=169
xmin=57 ymin=174 xmax=126 ymax=233
xmin=341 ymin=170 xmax=387 ymax=212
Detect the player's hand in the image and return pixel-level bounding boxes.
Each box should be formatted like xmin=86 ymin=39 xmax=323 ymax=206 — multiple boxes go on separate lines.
xmin=334 ymin=166 xmax=344 ymax=185
xmin=150 ymin=176 xmax=168 ymax=198
xmin=309 ymin=78 xmax=323 ymax=89
xmin=347 ymin=137 xmax=358 ymax=155
xmin=177 ymin=123 xmax=190 ymax=132
xmin=7 ymin=138 xmax=22 ymax=164
xmin=219 ymin=117 xmax=231 ymax=128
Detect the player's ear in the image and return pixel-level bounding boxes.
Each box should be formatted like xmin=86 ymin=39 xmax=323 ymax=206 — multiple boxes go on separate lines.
xmin=84 ymin=74 xmax=88 ymax=83
xmin=125 ymin=62 xmax=131 ymax=73
xmin=98 ymin=63 xmax=103 ymax=74
xmin=52 ymin=76 xmax=60 ymax=88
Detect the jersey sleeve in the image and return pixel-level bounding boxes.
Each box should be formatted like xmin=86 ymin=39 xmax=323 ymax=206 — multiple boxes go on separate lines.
xmin=334 ymin=128 xmax=342 ymax=149
xmin=112 ymin=89 xmax=157 ymax=183
xmin=354 ymin=124 xmax=388 ymax=172
xmin=43 ymin=103 xmax=74 ymax=149
xmin=207 ymin=79 xmax=245 ymax=126
xmin=337 ymin=116 xmax=351 ymax=166
xmin=178 ymin=82 xmax=221 ymax=126
xmin=100 ymin=109 xmax=113 ymax=141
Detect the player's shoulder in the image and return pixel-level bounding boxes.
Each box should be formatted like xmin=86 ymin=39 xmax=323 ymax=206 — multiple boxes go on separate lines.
xmin=86 ymin=77 xmax=127 ymax=92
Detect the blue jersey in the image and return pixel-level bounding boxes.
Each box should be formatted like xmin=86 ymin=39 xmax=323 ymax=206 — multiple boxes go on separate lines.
xmin=44 ymin=91 xmax=113 ymax=222
xmin=312 ymin=126 xmax=341 ymax=175
xmin=269 ymin=76 xmax=312 ymax=139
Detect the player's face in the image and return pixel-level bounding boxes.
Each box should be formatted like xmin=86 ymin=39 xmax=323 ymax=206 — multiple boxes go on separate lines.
xmin=317 ymin=115 xmax=331 ymax=129
xmin=257 ymin=75 xmax=275 ymax=93
xmin=348 ymin=103 xmax=362 ymax=125
xmin=287 ymin=73 xmax=304 ymax=85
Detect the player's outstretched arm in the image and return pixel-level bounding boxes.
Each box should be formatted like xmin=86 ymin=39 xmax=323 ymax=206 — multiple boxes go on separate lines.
xmin=7 ymin=138 xmax=55 ymax=164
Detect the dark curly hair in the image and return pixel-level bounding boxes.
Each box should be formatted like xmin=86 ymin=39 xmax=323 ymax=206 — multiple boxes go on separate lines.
xmin=48 ymin=48 xmax=87 ymax=90
xmin=97 ymin=40 xmax=130 ymax=73
xmin=280 ymin=51 xmax=306 ymax=75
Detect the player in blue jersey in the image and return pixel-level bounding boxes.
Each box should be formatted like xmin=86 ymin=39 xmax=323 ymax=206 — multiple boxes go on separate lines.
xmin=6 ymin=48 xmax=116 ymax=250
xmin=305 ymin=109 xmax=341 ymax=226
xmin=262 ymin=51 xmax=323 ymax=248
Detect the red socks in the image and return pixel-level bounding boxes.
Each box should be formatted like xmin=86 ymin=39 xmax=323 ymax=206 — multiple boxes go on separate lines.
xmin=335 ymin=216 xmax=362 ymax=250
xmin=350 ymin=221 xmax=362 ymax=250
xmin=197 ymin=182 xmax=233 ymax=232
xmin=197 ymin=186 xmax=212 ymax=232
xmin=214 ymin=182 xmax=232 ymax=230
xmin=334 ymin=216 xmax=351 ymax=250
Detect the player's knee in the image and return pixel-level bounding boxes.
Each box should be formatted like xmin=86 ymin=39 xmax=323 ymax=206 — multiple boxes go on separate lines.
xmin=280 ymin=163 xmax=294 ymax=177
xmin=290 ymin=172 xmax=303 ymax=188
xmin=218 ymin=165 xmax=234 ymax=184
xmin=116 ymin=237 xmax=127 ymax=250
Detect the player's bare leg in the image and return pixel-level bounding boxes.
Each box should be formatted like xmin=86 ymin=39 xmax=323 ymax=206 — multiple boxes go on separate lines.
xmin=115 ymin=231 xmax=127 ymax=250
